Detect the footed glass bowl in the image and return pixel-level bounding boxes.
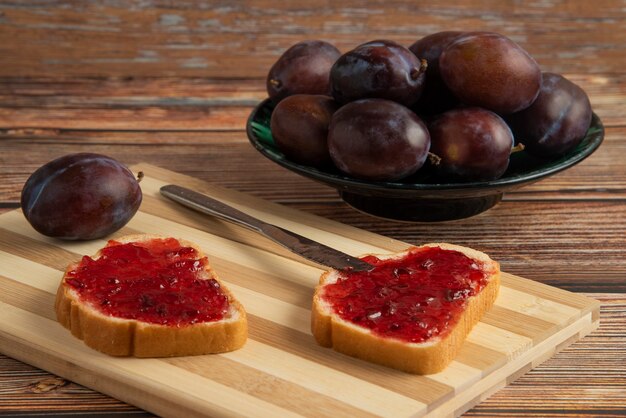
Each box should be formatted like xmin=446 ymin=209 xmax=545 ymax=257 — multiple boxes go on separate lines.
xmin=246 ymin=99 xmax=604 ymax=222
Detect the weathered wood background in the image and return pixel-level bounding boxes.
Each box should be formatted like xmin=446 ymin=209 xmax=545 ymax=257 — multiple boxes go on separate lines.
xmin=0 ymin=0 xmax=625 ymax=416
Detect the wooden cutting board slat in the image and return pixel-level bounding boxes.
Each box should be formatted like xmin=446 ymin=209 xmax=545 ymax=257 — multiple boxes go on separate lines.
xmin=0 ymin=164 xmax=600 ymax=418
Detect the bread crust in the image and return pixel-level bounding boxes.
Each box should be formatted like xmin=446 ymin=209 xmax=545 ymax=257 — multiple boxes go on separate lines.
xmin=311 ymin=243 xmax=500 ymax=374
xmin=55 ymin=234 xmax=247 ymax=357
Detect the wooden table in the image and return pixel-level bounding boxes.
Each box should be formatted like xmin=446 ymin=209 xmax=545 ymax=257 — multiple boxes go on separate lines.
xmin=0 ymin=1 xmax=624 ymax=416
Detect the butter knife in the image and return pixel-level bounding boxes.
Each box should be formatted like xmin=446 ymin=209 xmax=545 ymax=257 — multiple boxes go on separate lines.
xmin=160 ymin=184 xmax=373 ymax=272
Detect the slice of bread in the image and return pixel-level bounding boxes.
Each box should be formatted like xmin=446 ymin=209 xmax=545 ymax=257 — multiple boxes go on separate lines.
xmin=311 ymin=243 xmax=500 ymax=374
xmin=55 ymin=234 xmax=247 ymax=357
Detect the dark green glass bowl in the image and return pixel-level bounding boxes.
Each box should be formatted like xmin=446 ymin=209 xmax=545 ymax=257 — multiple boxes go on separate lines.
xmin=246 ymin=99 xmax=604 ymax=222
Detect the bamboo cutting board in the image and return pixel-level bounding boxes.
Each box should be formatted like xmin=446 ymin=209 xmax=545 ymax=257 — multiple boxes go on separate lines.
xmin=0 ymin=164 xmax=600 ymax=418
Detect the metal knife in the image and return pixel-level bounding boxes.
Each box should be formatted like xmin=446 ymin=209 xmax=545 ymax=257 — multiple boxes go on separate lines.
xmin=160 ymin=184 xmax=374 ymax=272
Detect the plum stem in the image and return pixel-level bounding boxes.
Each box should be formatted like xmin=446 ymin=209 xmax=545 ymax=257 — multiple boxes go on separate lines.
xmin=136 ymin=171 xmax=144 ymax=183
xmin=269 ymin=79 xmax=281 ymax=88
xmin=510 ymin=143 xmax=525 ymax=154
xmin=410 ymin=59 xmax=428 ymax=79
xmin=427 ymin=152 xmax=442 ymax=166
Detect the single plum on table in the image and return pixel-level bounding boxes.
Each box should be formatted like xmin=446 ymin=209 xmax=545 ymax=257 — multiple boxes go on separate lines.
xmin=21 ymin=153 xmax=142 ymax=240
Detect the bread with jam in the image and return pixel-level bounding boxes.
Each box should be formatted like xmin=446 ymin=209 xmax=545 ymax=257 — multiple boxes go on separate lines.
xmin=311 ymin=243 xmax=500 ymax=374
xmin=55 ymin=234 xmax=247 ymax=357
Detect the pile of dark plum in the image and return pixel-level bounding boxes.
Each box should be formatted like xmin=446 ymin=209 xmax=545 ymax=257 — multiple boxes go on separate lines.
xmin=267 ymin=31 xmax=593 ymax=183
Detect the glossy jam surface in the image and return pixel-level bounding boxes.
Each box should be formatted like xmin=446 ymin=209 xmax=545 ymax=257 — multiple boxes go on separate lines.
xmin=65 ymin=238 xmax=229 ymax=326
xmin=320 ymin=246 xmax=490 ymax=343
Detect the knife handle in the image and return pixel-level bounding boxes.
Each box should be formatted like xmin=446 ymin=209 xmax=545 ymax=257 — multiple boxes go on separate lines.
xmin=160 ymin=184 xmax=266 ymax=234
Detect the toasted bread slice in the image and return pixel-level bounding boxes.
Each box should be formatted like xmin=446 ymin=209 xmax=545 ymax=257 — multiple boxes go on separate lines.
xmin=311 ymin=243 xmax=500 ymax=374
xmin=55 ymin=234 xmax=247 ymax=357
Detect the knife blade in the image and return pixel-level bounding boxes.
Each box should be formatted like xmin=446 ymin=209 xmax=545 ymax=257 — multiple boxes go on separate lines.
xmin=160 ymin=184 xmax=374 ymax=272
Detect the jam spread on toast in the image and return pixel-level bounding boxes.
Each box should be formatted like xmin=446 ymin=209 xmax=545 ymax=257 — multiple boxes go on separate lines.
xmin=320 ymin=246 xmax=490 ymax=343
xmin=65 ymin=238 xmax=229 ymax=326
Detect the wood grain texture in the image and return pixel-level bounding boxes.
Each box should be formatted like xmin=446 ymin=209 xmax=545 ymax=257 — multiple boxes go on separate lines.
xmin=0 ymin=294 xmax=622 ymax=417
xmin=0 ymin=293 xmax=626 ymax=417
xmin=0 ymin=168 xmax=601 ymax=417
xmin=2 ymin=128 xmax=623 ymax=292
xmin=0 ymin=0 xmax=624 ymax=415
xmin=0 ymin=1 xmax=624 ymax=77
xmin=0 ymin=74 xmax=624 ymax=128
xmin=0 ymin=78 xmax=624 ymax=289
